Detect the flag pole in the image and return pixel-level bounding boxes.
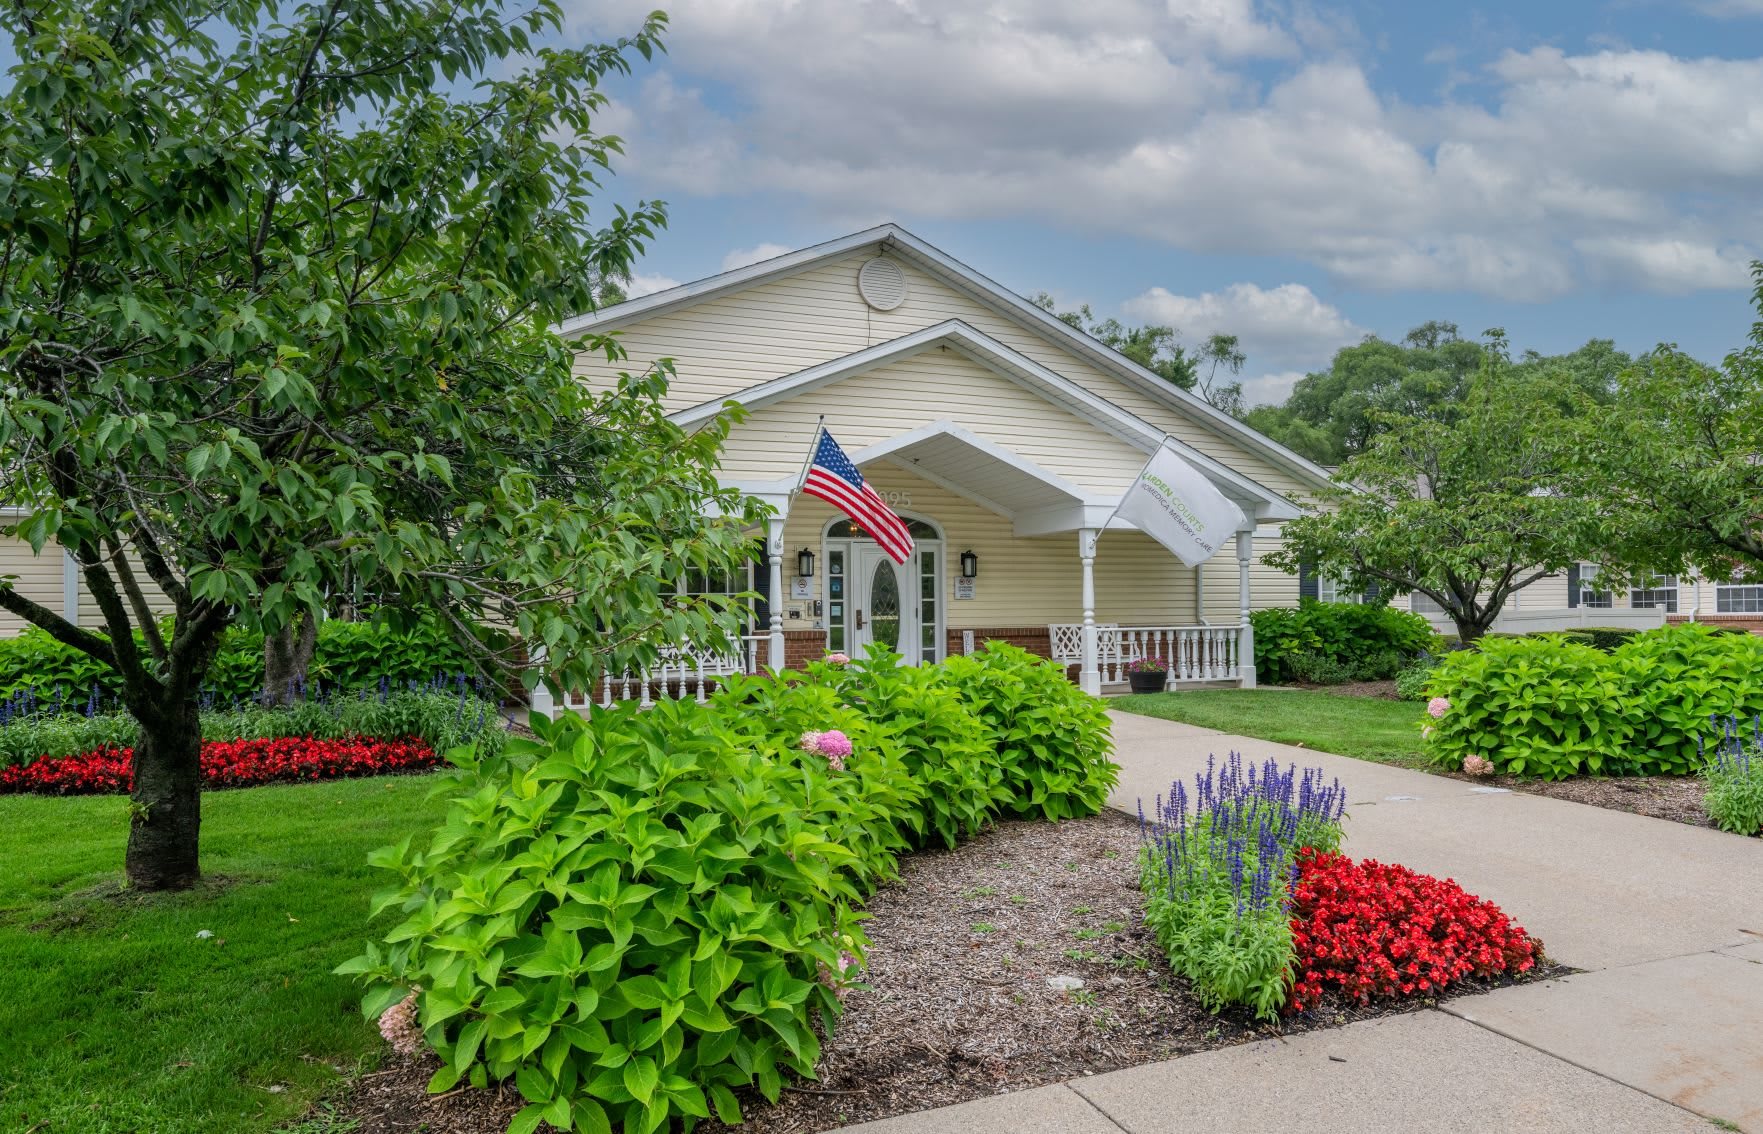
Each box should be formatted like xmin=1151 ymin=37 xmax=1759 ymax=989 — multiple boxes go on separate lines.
xmin=791 ymin=415 xmax=827 ymax=497
xmin=1096 ymin=433 xmax=1175 ymax=544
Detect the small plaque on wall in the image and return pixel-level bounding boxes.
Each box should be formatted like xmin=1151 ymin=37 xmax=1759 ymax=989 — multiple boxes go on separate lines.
xmin=790 ymin=576 xmax=813 ymax=599
xmin=955 ymin=578 xmax=976 ymax=600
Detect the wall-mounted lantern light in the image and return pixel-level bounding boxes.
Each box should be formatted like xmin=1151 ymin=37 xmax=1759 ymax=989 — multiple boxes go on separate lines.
xmin=797 ymin=548 xmax=816 ymax=578
xmin=960 ymin=549 xmax=979 ymax=579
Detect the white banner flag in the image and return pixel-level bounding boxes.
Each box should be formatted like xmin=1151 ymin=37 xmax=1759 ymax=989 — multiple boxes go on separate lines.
xmin=1113 ymin=443 xmax=1247 ymax=567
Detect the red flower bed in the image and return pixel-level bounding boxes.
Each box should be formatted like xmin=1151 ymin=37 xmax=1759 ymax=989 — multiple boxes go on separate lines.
xmin=1287 ymin=848 xmax=1539 ymax=1012
xmin=0 ymin=735 xmax=439 ymax=795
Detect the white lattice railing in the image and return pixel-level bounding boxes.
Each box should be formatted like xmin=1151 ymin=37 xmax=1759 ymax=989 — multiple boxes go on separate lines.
xmin=1048 ymin=624 xmax=1243 ymax=686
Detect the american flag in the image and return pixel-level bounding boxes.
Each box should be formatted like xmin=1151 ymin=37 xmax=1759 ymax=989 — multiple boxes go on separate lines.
xmin=801 ymin=429 xmax=915 ymax=564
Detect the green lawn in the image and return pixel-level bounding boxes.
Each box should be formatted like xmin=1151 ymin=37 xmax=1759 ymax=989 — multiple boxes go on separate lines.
xmin=1114 ymin=689 xmax=1429 ymax=767
xmin=0 ymin=775 xmax=448 ymax=1134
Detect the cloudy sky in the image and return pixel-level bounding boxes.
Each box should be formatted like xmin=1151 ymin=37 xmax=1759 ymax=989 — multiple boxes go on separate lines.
xmin=562 ymin=0 xmax=1763 ymax=406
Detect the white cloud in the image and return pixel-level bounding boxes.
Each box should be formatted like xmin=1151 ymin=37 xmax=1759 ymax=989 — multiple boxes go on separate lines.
xmin=1240 ymin=369 xmax=1307 ymax=408
xmin=1123 ymin=282 xmax=1366 ymax=369
xmin=1574 ymin=237 xmax=1756 ymax=293
xmin=623 ymin=272 xmax=682 ymax=298
xmin=568 ymin=2 xmax=1763 ymax=299
xmin=721 ymin=243 xmax=794 ymax=272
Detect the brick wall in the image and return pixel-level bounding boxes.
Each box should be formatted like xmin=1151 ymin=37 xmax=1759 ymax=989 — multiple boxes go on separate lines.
xmin=944 ymin=625 xmax=1054 ymax=659
xmin=783 ymin=629 xmax=828 ymax=668
xmin=1668 ymin=615 xmax=1763 ymax=635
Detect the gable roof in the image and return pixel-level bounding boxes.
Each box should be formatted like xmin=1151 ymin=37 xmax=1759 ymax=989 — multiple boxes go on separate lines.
xmin=670 ymin=319 xmax=1301 ymax=520
xmin=564 ymin=223 xmax=1335 ymax=495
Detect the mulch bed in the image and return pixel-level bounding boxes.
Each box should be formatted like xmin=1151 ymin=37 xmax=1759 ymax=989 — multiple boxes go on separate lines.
xmin=1440 ymin=770 xmax=1715 ymax=829
xmin=326 ymin=812 xmax=1562 ymax=1134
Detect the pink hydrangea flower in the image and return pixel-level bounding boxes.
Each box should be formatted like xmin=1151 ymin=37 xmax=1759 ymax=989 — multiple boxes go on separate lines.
xmin=825 ymin=652 xmax=850 ymax=665
xmin=1420 ymin=723 xmax=1435 ymax=741
xmin=1427 ymin=696 xmax=1451 ymax=719
xmin=1463 ymin=755 xmax=1495 ymax=777
xmin=378 ymin=989 xmax=423 ymax=1056
xmin=799 ymin=728 xmax=853 ymax=770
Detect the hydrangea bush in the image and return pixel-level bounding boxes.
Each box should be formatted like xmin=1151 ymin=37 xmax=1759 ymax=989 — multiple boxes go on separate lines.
xmin=1420 ymin=625 xmax=1763 ymax=778
xmin=344 ymin=645 xmax=1119 ymax=1131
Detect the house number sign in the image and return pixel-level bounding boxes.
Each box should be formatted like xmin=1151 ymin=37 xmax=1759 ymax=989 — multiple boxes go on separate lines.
xmin=874 ymin=490 xmax=912 ymax=508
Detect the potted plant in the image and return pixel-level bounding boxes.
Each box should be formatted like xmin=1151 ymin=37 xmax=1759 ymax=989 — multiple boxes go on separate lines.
xmin=1125 ymin=656 xmax=1169 ymax=694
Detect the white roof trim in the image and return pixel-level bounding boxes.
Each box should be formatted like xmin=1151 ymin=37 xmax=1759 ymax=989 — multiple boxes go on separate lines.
xmin=671 ymin=320 xmax=1299 ymax=518
xmin=568 ymin=222 xmax=1334 ymax=493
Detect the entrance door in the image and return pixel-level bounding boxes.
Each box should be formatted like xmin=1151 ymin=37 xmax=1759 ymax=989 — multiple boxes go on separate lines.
xmin=853 ymin=544 xmax=915 ymax=664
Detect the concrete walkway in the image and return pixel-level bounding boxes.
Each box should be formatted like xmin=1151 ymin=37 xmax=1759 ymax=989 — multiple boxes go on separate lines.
xmin=839 ymin=710 xmax=1763 ymax=1133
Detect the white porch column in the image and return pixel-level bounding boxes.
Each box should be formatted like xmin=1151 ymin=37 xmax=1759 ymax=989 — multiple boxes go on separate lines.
xmin=1079 ymin=527 xmax=1101 ymax=696
xmin=527 ymin=646 xmax=556 ymax=721
xmin=1236 ymin=529 xmax=1256 ymax=688
xmin=766 ymin=516 xmax=787 ymax=672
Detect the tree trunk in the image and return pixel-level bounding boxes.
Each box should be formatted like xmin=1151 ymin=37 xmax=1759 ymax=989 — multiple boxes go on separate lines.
xmin=262 ymin=609 xmax=319 ymax=706
xmin=125 ymin=696 xmax=203 ymax=890
xmin=1452 ymin=615 xmax=1492 ymax=645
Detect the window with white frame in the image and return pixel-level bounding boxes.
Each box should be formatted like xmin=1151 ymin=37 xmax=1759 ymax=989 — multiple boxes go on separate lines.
xmin=1410 ymin=591 xmax=1447 ymax=616
xmin=1578 ymin=564 xmax=1613 ymax=609
xmin=1630 ymin=573 xmax=1679 ymax=613
xmin=1316 ymin=577 xmax=1361 ymax=604
xmin=1717 ymin=572 xmax=1763 ymax=614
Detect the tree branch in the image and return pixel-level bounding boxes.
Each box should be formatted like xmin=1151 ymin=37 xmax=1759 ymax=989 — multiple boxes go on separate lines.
xmin=0 ymin=584 xmax=116 ymax=667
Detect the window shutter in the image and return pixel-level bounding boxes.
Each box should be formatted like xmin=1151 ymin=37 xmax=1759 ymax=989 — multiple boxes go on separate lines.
xmin=1566 ymin=564 xmax=1580 ymax=609
xmin=1363 ymin=581 xmax=1380 ymax=603
xmin=1298 ymin=559 xmax=1320 ymax=601
xmin=750 ymin=540 xmax=771 ymax=635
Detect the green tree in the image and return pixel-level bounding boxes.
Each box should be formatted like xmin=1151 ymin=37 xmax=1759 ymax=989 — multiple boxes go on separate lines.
xmin=0 ymin=0 xmax=758 ymax=889
xmin=1246 ymin=323 xmax=1628 ymax=466
xmin=1567 ymin=267 xmax=1763 ymax=585
xmin=1031 ymin=293 xmax=1200 ymax=389
xmin=1267 ymin=360 xmax=1595 ymax=643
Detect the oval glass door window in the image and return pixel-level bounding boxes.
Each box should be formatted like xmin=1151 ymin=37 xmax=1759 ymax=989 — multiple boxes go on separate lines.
xmin=869 ymin=558 xmax=902 ymax=652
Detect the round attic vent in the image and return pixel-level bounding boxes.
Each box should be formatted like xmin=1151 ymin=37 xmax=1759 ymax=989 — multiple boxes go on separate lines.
xmin=857 ymin=257 xmax=908 ymax=311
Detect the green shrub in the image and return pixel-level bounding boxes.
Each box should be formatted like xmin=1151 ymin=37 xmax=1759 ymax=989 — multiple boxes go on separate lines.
xmin=1581 ymin=627 xmax=1642 ymax=652
xmin=706 ymin=668 xmax=923 ymax=894
xmin=342 ymin=701 xmax=898 ymax=1133
xmin=940 ymin=643 xmax=1116 ymax=821
xmin=1287 ymin=651 xmax=1361 ymax=686
xmin=1394 ymin=654 xmax=1443 ymax=701
xmin=1251 ymin=602 xmax=1439 ymax=685
xmin=0 ymin=615 xmax=489 ymax=706
xmin=0 ymin=688 xmax=505 ymax=769
xmin=1423 ymin=624 xmax=1763 ymax=778
xmin=0 ymin=711 xmax=138 ymax=767
xmin=1613 ymin=626 xmax=1763 ymax=775
xmin=715 ymin=649 xmax=1006 ymax=849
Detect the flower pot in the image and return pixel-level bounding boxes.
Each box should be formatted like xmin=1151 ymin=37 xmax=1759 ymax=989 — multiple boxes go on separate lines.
xmin=1128 ymin=671 xmax=1168 ymax=694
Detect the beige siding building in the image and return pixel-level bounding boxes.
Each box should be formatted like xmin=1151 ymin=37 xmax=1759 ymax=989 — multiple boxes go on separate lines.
xmin=552 ymin=224 xmax=1334 ymax=703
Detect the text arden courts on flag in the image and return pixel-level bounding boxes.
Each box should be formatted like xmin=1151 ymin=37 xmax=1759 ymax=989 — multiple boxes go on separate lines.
xmin=799 ymin=429 xmax=915 ymax=564
xmin=1111 ymin=442 xmax=1247 ymax=567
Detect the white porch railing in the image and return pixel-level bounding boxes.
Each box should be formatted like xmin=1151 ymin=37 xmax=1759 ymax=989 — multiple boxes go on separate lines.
xmin=1048 ymin=624 xmax=1243 ymax=687
xmin=534 ymin=634 xmax=769 ymax=717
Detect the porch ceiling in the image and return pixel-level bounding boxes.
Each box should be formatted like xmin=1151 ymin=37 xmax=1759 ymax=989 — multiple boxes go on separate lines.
xmin=850 ymin=421 xmax=1114 ymax=536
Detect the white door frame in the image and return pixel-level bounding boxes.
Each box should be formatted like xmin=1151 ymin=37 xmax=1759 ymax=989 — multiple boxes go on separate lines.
xmin=821 ymin=512 xmax=945 ymax=664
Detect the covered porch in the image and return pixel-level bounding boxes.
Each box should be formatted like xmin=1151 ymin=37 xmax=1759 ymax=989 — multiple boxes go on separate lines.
xmin=535 ymin=419 xmax=1297 ymax=715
